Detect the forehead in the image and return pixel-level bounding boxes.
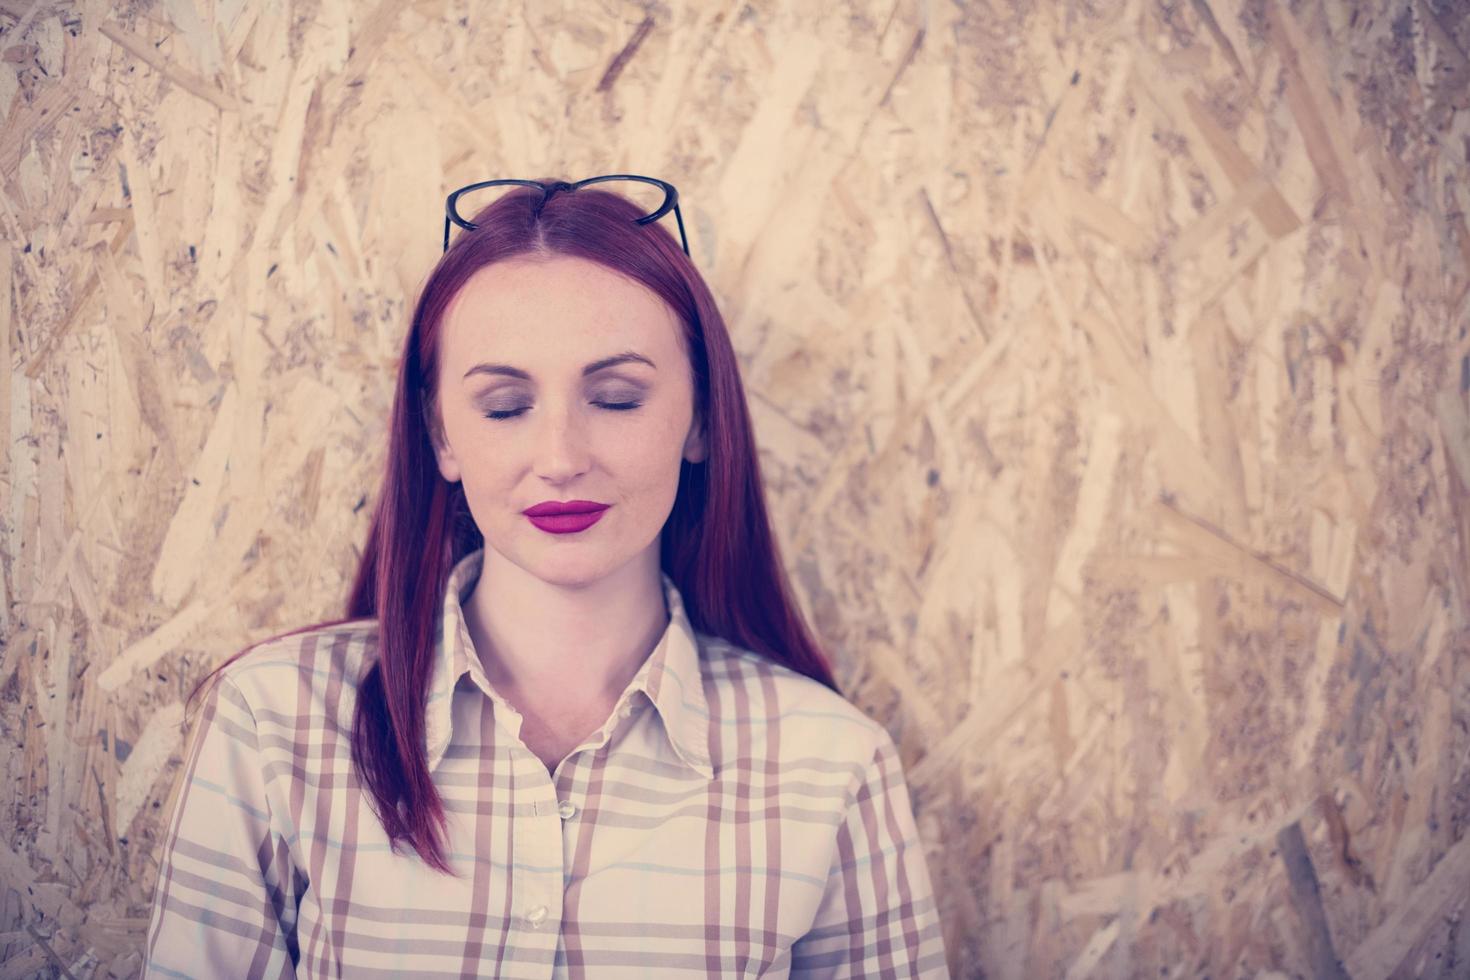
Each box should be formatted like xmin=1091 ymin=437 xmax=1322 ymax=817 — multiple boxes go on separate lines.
xmin=439 ymin=255 xmax=684 ymax=369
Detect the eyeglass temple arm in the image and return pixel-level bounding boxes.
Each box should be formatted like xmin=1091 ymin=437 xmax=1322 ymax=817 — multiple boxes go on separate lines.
xmin=672 ymin=205 xmax=690 ymax=258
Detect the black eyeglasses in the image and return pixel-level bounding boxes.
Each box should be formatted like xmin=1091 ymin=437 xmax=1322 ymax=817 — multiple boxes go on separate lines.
xmin=443 ymin=174 xmax=690 ymax=257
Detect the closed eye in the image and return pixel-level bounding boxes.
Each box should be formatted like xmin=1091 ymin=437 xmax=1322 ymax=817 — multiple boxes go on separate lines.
xmin=481 ymin=401 xmax=642 ymax=421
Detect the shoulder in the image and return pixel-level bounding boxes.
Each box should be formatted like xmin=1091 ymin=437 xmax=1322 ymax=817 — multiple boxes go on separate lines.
xmin=213 ymin=619 xmax=378 ymax=729
xmin=694 ymin=631 xmax=888 ymax=749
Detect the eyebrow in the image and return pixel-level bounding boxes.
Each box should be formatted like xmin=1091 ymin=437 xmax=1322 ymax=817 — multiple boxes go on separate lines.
xmin=461 ymin=351 xmax=657 ymax=382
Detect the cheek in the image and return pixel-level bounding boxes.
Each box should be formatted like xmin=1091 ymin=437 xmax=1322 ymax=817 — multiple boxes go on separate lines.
xmin=624 ymin=445 xmax=682 ymax=494
xmin=444 ymin=418 xmax=513 ymax=491
xmin=635 ymin=410 xmax=694 ymax=474
xmin=598 ymin=421 xmax=688 ymax=511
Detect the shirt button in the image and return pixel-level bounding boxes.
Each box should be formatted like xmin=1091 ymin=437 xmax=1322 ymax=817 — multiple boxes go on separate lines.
xmin=620 ymin=700 xmax=635 ymax=719
xmin=557 ymin=799 xmax=576 ymax=819
xmin=526 ymin=905 xmax=548 ymax=927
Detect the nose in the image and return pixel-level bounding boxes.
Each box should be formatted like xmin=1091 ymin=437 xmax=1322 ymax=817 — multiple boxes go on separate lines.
xmin=531 ymin=403 xmax=591 ymax=484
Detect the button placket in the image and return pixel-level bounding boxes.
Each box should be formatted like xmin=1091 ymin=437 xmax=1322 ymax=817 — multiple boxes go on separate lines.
xmin=510 ymin=765 xmax=564 ymax=948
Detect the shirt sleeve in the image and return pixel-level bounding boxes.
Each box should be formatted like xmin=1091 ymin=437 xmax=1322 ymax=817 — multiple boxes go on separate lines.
xmin=143 ymin=673 xmax=302 ymax=979
xmin=791 ymin=726 xmax=950 ymax=979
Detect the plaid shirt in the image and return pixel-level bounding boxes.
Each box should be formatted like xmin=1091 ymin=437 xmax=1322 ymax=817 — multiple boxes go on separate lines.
xmin=144 ymin=549 xmax=949 ymax=978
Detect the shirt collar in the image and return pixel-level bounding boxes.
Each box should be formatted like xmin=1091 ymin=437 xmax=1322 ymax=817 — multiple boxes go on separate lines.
xmin=424 ymin=549 xmax=714 ymax=780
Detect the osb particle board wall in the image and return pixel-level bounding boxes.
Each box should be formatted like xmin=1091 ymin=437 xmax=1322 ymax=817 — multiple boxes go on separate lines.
xmin=2 ymin=0 xmax=1468 ymax=976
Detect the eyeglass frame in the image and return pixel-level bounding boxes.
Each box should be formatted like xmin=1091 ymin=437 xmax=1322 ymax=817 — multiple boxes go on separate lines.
xmin=442 ymin=174 xmax=691 ymax=258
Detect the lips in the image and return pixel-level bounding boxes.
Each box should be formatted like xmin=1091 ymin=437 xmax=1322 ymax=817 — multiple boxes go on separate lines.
xmin=523 ymin=500 xmax=610 ymax=535
xmin=523 ymin=500 xmax=609 ymax=517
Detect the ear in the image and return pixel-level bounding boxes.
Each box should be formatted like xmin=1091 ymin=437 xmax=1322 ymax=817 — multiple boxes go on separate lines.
xmin=682 ymin=410 xmax=707 ymax=464
xmin=426 ymin=395 xmax=463 ymax=483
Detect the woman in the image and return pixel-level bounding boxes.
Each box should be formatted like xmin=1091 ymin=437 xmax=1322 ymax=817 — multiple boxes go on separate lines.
xmin=143 ymin=176 xmax=949 ymax=978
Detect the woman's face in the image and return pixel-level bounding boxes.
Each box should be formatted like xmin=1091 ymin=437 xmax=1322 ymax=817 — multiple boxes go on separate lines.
xmin=430 ymin=254 xmax=705 ymax=589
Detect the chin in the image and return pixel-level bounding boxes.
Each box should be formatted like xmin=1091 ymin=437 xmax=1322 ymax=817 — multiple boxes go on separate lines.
xmin=532 ymin=568 xmax=604 ymax=590
xmin=514 ymin=551 xmax=621 ymax=590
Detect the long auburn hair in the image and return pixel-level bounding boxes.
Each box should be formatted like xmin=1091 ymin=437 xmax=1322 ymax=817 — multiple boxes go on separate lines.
xmin=186 ymin=181 xmax=837 ymax=875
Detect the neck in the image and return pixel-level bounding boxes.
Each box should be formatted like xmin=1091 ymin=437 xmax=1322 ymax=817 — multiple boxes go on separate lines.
xmin=462 ymin=546 xmax=670 ymax=706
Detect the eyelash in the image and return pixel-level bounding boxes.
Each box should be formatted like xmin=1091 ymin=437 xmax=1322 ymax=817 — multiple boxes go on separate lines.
xmin=482 ymin=401 xmax=643 ymax=421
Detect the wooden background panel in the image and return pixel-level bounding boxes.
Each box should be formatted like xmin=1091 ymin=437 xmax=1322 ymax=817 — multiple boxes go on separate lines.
xmin=3 ymin=0 xmax=1468 ymax=977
